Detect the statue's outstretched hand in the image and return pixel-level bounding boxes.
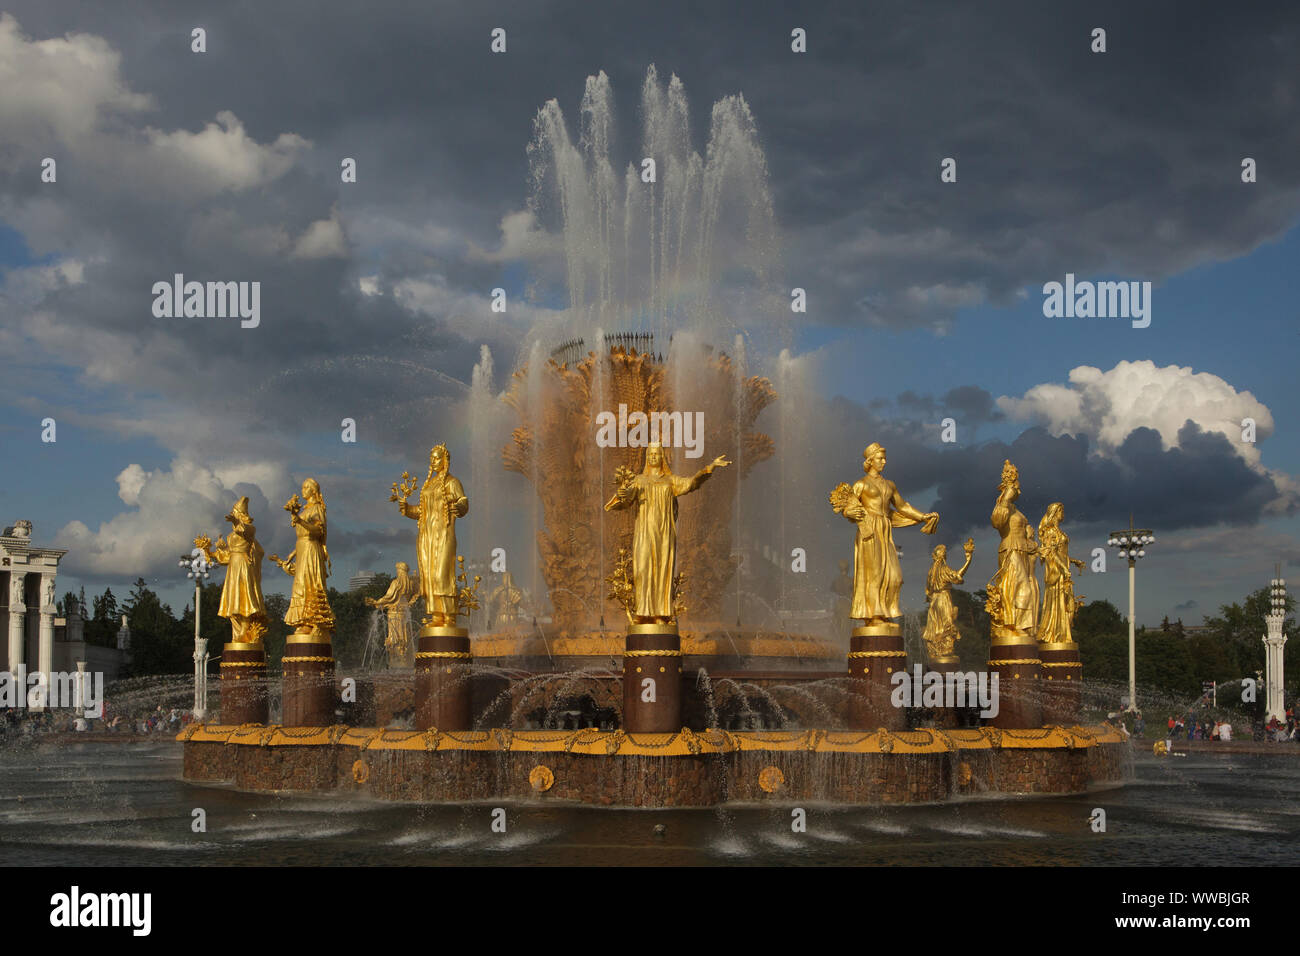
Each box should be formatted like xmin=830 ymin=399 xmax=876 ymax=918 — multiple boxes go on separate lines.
xmin=709 ymin=454 xmax=731 ymax=472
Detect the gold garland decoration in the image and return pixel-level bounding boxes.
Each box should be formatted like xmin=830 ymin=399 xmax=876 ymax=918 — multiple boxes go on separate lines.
xmin=847 ymin=650 xmax=907 ymax=659
xmin=219 ymin=661 xmax=266 ymax=668
xmin=987 ymin=658 xmax=1040 ymax=666
xmin=1040 ymin=661 xmax=1083 ymax=668
xmin=282 ymin=655 xmax=334 ymax=663
xmin=415 ymin=651 xmax=473 ymax=660
xmin=624 ymin=649 xmax=683 ymax=658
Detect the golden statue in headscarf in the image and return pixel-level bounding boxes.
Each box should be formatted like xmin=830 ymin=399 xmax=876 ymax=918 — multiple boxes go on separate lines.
xmin=269 ymin=478 xmax=334 ymax=637
xmin=196 ymin=496 xmax=268 ymax=644
xmin=985 ymin=460 xmax=1038 ymax=639
xmin=604 ymin=442 xmax=730 ymax=624
xmin=922 ymin=539 xmax=974 ymax=661
xmin=1037 ymin=502 xmax=1085 ymax=645
xmin=830 ymin=442 xmax=939 ymax=628
xmin=487 ymin=571 xmax=524 ymax=630
xmin=392 ymin=443 xmax=469 ymax=629
xmin=366 ymin=561 xmax=420 ymax=666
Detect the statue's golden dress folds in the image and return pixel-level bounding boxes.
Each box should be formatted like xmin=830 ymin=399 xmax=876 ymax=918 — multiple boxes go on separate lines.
xmin=366 ymin=561 xmax=420 ymax=665
xmin=922 ymin=539 xmax=974 ymax=660
xmin=1037 ymin=502 xmax=1085 ymax=645
xmin=197 ymin=496 xmax=268 ymax=644
xmin=395 ymin=444 xmax=468 ymax=628
xmin=604 ymin=443 xmax=729 ymax=623
xmin=271 ymin=479 xmax=334 ymax=635
xmin=831 ymin=443 xmax=938 ymax=626
xmin=986 ymin=460 xmax=1038 ymax=638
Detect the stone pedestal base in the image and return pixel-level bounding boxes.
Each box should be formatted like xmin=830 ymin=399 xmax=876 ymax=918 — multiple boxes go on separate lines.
xmin=987 ymin=631 xmax=1042 ymax=729
xmin=927 ymin=655 xmax=963 ymax=728
xmin=414 ymin=626 xmax=472 ymax=731
xmin=847 ymin=624 xmax=906 ymax=731
xmin=623 ymin=624 xmax=682 ymax=733
xmin=1039 ymin=642 xmax=1081 ymax=725
xmin=220 ymin=642 xmax=268 ymax=725
xmin=282 ymin=635 xmax=335 ymax=728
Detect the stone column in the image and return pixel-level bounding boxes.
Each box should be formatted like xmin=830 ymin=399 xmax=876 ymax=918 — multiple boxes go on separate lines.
xmin=1264 ymin=616 xmax=1287 ymax=724
xmin=75 ymin=660 xmax=88 ymax=714
xmin=987 ymin=626 xmax=1043 ymax=729
xmin=221 ymin=640 xmax=269 ymax=725
xmin=414 ymin=624 xmax=472 ymax=731
xmin=7 ymin=574 xmax=25 ymax=677
xmin=282 ymin=632 xmax=336 ymax=727
xmin=622 ymin=623 xmax=682 ymax=733
xmin=193 ymin=637 xmax=209 ymax=721
xmin=847 ymin=623 xmax=907 ymax=731
xmin=37 ymin=574 xmax=56 ymax=711
xmin=1039 ymin=640 xmax=1082 ymax=725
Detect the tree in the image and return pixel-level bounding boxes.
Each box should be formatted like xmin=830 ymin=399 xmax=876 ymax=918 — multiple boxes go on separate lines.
xmin=122 ymin=578 xmax=186 ymax=675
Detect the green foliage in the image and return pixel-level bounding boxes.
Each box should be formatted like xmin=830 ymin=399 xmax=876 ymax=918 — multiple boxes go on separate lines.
xmin=122 ymin=577 xmax=187 ymax=676
xmin=329 ymin=574 xmax=392 ymax=668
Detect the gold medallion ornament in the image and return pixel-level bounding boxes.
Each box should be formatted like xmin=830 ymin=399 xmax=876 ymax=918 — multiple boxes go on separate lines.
xmin=757 ymin=765 xmax=785 ymax=793
xmin=351 ymin=759 xmax=370 ymax=783
xmin=529 ymin=765 xmax=555 ymax=792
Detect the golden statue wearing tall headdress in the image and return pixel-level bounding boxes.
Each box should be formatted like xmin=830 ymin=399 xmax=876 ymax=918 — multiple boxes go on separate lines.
xmin=985 ymin=460 xmax=1038 ymax=639
xmin=830 ymin=442 xmax=939 ymax=627
xmin=392 ymin=443 xmax=469 ymax=628
xmin=270 ymin=478 xmax=334 ymax=636
xmin=604 ymin=442 xmax=730 ymax=624
xmin=366 ymin=561 xmax=420 ymax=666
xmin=1037 ymin=502 xmax=1085 ymax=645
xmin=196 ymin=495 xmax=268 ymax=644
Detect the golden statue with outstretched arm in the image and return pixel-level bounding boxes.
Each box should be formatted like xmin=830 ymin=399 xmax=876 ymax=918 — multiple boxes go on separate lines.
xmin=985 ymin=460 xmax=1038 ymax=639
xmin=1037 ymin=502 xmax=1085 ymax=645
xmin=366 ymin=561 xmax=420 ymax=665
xmin=392 ymin=444 xmax=468 ymax=628
xmin=830 ymin=442 xmax=939 ymax=627
xmin=922 ymin=539 xmax=974 ymax=661
xmin=196 ymin=496 xmax=268 ymax=644
xmin=604 ymin=442 xmax=729 ymax=624
xmin=269 ymin=478 xmax=334 ymax=637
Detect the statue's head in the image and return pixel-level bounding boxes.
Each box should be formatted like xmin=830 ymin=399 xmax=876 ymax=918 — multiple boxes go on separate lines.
xmin=301 ymin=478 xmax=321 ymax=501
xmin=932 ymin=544 xmax=947 ymax=562
xmin=644 ymin=442 xmax=666 ymax=474
xmin=863 ymin=442 xmax=886 ymax=472
xmin=395 ymin=561 xmax=410 ymax=576
xmin=229 ymin=496 xmax=252 ymax=522
xmin=429 ymin=443 xmax=449 ymax=475
xmin=998 ymin=460 xmax=1020 ymax=498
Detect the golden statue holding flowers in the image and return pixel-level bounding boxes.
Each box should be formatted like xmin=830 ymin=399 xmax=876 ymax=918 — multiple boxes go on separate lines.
xmin=830 ymin=442 xmax=939 ymax=629
xmin=392 ymin=443 xmax=469 ymax=630
xmin=195 ymin=495 xmax=268 ymax=644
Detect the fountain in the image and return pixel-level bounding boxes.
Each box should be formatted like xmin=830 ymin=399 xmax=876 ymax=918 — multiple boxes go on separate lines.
xmin=179 ymin=67 xmax=1129 ymax=805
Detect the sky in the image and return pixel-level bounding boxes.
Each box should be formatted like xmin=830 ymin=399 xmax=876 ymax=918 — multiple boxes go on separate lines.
xmin=1 ymin=0 xmax=1297 ymax=628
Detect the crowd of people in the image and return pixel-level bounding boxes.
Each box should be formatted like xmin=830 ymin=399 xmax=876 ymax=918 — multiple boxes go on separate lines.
xmin=0 ymin=704 xmax=197 ymax=739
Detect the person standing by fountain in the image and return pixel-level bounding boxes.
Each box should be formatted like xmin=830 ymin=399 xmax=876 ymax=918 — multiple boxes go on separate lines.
xmin=269 ymin=479 xmax=335 ymax=726
xmin=197 ymin=496 xmax=270 ymax=724
xmin=605 ymin=442 xmax=728 ymax=734
xmin=604 ymin=442 xmax=729 ymax=625
xmin=393 ymin=444 xmax=468 ymax=630
xmin=366 ymin=562 xmax=420 ymax=667
xmin=830 ymin=442 xmax=938 ymax=730
xmin=984 ymin=460 xmax=1043 ymax=728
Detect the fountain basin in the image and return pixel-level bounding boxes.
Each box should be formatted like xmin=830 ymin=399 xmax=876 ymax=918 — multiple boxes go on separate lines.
xmin=178 ymin=723 xmax=1129 ymax=807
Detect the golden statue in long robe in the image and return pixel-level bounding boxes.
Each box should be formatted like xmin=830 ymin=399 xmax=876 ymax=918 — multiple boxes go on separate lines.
xmin=604 ymin=443 xmax=729 ymax=623
xmin=197 ymin=496 xmax=268 ymax=644
xmin=366 ymin=561 xmax=420 ymax=665
xmin=922 ymin=539 xmax=974 ymax=660
xmin=270 ymin=478 xmax=334 ymax=636
xmin=831 ymin=443 xmax=938 ymax=627
xmin=986 ymin=460 xmax=1038 ymax=639
xmin=395 ymin=444 xmax=468 ymax=628
xmin=1037 ymin=502 xmax=1085 ymax=645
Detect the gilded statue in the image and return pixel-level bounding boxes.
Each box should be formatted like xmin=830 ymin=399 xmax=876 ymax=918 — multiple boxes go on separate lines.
xmin=922 ymin=539 xmax=975 ymax=661
xmin=487 ymin=571 xmax=524 ymax=630
xmin=195 ymin=496 xmax=268 ymax=644
xmin=830 ymin=442 xmax=939 ymax=628
xmin=603 ymin=442 xmax=729 ymax=624
xmin=985 ymin=460 xmax=1038 ymax=639
xmin=366 ymin=561 xmax=420 ymax=666
xmin=392 ymin=443 xmax=469 ymax=629
xmin=1037 ymin=502 xmax=1085 ymax=645
xmin=269 ymin=479 xmax=334 ymax=637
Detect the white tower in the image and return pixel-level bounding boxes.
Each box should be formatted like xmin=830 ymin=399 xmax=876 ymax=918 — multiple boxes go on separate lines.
xmin=1263 ymin=571 xmax=1288 ymax=724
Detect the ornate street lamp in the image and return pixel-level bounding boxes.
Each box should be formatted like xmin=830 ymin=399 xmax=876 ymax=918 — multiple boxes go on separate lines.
xmin=1264 ymin=569 xmax=1288 ymax=724
xmin=1107 ymin=516 xmax=1155 ymax=714
xmin=178 ymin=548 xmax=211 ymax=721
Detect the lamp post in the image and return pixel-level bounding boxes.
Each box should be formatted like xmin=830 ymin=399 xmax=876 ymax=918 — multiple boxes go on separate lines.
xmin=178 ymin=548 xmax=211 ymax=721
xmin=1107 ymin=516 xmax=1155 ymax=714
xmin=1264 ymin=569 xmax=1287 ymax=724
